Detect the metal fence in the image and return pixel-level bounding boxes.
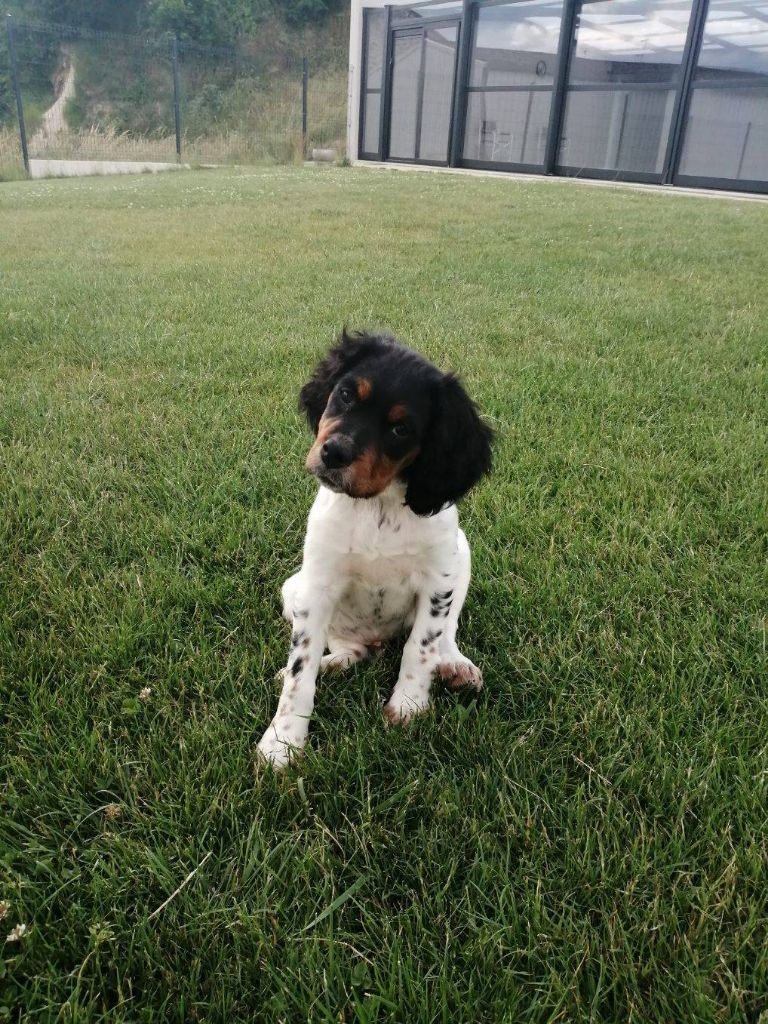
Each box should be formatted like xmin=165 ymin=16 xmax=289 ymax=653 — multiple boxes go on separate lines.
xmin=1 ymin=14 xmax=349 ymax=178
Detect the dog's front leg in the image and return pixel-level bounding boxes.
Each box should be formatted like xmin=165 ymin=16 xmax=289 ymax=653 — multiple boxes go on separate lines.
xmin=257 ymin=577 xmax=341 ymax=769
xmin=383 ymin=572 xmax=456 ymax=725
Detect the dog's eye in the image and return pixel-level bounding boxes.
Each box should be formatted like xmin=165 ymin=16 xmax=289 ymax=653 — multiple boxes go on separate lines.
xmin=338 ymin=387 xmax=354 ymax=405
xmin=391 ymin=424 xmax=410 ymax=439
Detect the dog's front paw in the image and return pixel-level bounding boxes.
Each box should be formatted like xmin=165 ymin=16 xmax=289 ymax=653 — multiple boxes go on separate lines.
xmin=257 ymin=719 xmax=305 ymax=770
xmin=383 ymin=686 xmax=431 ymax=726
xmin=257 ymin=731 xmax=292 ymax=770
xmin=436 ymin=655 xmax=483 ymax=691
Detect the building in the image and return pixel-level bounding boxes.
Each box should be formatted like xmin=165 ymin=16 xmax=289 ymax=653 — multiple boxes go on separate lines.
xmin=346 ymin=0 xmax=768 ymax=194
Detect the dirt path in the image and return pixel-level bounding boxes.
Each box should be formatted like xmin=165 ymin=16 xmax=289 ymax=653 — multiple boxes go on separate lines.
xmin=30 ymin=49 xmax=75 ymax=151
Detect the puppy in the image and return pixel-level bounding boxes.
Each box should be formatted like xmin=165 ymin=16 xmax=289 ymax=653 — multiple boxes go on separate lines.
xmin=257 ymin=331 xmax=493 ymax=768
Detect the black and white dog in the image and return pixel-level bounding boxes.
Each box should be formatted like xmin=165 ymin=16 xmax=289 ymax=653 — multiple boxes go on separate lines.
xmin=258 ymin=331 xmax=493 ymax=768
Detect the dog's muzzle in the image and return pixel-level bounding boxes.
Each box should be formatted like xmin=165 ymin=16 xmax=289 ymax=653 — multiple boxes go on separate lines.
xmin=306 ymin=433 xmax=356 ymax=493
xmin=320 ymin=436 xmax=355 ymax=470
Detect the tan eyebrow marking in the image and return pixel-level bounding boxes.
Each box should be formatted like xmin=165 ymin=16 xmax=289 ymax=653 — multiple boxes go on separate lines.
xmin=387 ymin=404 xmax=408 ymax=423
xmin=356 ymin=378 xmax=372 ymax=401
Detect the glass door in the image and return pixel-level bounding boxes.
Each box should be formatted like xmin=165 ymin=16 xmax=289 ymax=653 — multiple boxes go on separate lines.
xmin=387 ymin=21 xmax=460 ymax=165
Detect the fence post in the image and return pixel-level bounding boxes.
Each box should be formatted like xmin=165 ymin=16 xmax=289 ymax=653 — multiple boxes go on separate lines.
xmin=172 ymin=35 xmax=182 ymax=161
xmin=302 ymin=56 xmax=308 ymax=157
xmin=5 ymin=14 xmax=29 ymax=175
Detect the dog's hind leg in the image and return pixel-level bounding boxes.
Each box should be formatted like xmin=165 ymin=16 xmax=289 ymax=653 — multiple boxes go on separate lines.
xmin=436 ymin=530 xmax=483 ymax=692
xmin=280 ymin=572 xmax=303 ymax=624
xmin=320 ymin=634 xmax=371 ymax=674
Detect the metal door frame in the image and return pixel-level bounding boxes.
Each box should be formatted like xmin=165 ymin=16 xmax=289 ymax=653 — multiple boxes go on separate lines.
xmin=383 ymin=17 xmax=462 ymax=166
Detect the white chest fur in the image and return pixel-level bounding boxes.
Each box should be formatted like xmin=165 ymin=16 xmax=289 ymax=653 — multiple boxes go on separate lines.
xmin=305 ymin=482 xmax=458 ymax=564
xmin=302 ymin=483 xmax=460 ymax=643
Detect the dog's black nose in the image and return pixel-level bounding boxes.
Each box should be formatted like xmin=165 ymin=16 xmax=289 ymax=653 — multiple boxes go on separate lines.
xmin=321 ymin=436 xmax=354 ymax=470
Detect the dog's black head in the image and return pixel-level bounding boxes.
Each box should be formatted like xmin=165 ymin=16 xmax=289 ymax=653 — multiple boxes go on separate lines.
xmin=299 ymin=330 xmax=493 ymax=515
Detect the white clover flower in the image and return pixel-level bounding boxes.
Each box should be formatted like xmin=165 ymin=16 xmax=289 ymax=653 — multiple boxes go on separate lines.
xmin=6 ymin=923 xmax=28 ymax=942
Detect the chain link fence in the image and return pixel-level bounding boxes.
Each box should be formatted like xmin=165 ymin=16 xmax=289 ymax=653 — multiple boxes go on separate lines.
xmin=1 ymin=14 xmax=348 ymax=179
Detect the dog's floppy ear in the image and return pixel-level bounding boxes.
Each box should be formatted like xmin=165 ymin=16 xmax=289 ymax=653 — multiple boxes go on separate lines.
xmin=405 ymin=374 xmax=493 ymax=516
xmin=299 ymin=329 xmax=389 ymax=433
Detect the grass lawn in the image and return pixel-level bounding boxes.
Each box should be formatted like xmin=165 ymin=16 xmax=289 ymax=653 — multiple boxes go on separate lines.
xmin=1 ymin=166 xmax=766 ymax=1023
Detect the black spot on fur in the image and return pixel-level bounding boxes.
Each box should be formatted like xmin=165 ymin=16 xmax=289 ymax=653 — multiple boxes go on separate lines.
xmin=429 ymin=591 xmax=452 ymax=618
xmin=295 ymin=609 xmax=309 ymax=619
xmin=420 ymin=629 xmax=443 ymax=647
xmin=290 ymin=630 xmax=305 ymax=648
xmin=291 ymin=657 xmax=304 ymax=677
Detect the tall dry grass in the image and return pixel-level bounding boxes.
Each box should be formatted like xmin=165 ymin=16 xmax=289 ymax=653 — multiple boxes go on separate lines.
xmin=0 ymin=127 xmax=27 ymax=181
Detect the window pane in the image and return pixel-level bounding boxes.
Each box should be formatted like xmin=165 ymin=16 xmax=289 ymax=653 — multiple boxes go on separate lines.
xmin=363 ymin=9 xmax=386 ymax=91
xmin=393 ymin=2 xmax=463 ymax=24
xmin=419 ymin=24 xmax=458 ymax=161
xmin=389 ymin=32 xmax=422 ymax=159
xmin=470 ymin=0 xmax=564 ymax=88
xmin=569 ymin=0 xmax=695 ymax=85
xmin=679 ymin=87 xmax=768 ymax=179
xmin=362 ymin=91 xmax=381 ymax=154
xmin=677 ymin=0 xmax=768 ymax=182
xmin=464 ymin=89 xmax=553 ymax=164
xmin=560 ymin=87 xmax=676 ymax=172
xmin=693 ymin=0 xmax=768 ymax=79
xmin=559 ymin=0 xmax=695 ymax=175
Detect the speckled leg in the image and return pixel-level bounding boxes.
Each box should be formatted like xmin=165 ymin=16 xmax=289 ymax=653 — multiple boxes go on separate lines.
xmin=383 ymin=565 xmax=459 ymax=725
xmin=258 ymin=577 xmax=342 ymax=769
xmin=436 ymin=531 xmax=482 ymax=691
